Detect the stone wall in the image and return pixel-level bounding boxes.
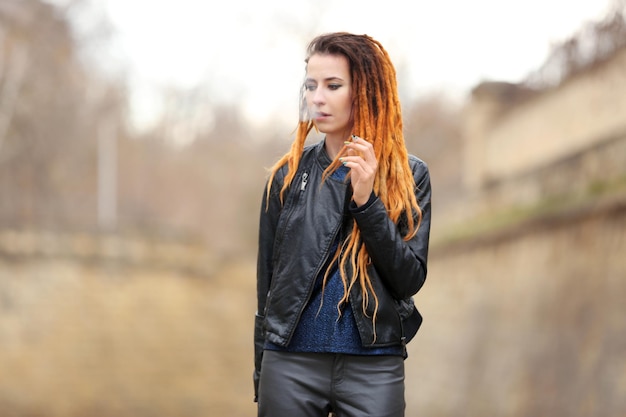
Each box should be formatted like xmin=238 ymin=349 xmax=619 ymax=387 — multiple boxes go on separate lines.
xmin=410 ymin=44 xmax=626 ymax=417
xmin=441 ymin=46 xmax=626 ymax=231
xmin=0 ymin=239 xmax=257 ymax=417
xmin=406 ymin=190 xmax=626 ymax=417
xmin=465 ymin=46 xmax=626 ymax=190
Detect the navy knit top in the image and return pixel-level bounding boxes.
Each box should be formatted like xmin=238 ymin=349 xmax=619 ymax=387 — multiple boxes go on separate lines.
xmin=265 ymin=165 xmax=404 ymax=357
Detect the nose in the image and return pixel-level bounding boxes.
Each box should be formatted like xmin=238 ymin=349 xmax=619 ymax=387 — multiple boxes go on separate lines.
xmin=310 ymin=88 xmax=325 ymax=105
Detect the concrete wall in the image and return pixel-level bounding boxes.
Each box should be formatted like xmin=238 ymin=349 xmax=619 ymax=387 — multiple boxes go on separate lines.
xmin=406 ymin=190 xmax=626 ymax=417
xmin=464 ymin=46 xmax=626 ymax=190
xmin=445 ymin=46 xmax=626 ymax=229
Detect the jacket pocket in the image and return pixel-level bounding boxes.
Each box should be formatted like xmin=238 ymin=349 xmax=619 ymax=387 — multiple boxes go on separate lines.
xmin=397 ymin=298 xmax=422 ymax=343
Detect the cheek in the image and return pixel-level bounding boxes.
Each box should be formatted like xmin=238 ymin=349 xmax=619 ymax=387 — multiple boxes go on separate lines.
xmin=340 ymin=101 xmax=355 ymax=128
xmin=341 ymin=93 xmax=353 ymax=115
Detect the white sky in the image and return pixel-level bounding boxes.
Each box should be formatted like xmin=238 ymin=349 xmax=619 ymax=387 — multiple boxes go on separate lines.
xmin=74 ymin=0 xmax=616 ymax=129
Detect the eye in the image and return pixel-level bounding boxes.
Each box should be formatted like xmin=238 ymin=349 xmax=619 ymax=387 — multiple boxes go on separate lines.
xmin=328 ymin=84 xmax=342 ymax=90
xmin=304 ymin=83 xmax=316 ymax=91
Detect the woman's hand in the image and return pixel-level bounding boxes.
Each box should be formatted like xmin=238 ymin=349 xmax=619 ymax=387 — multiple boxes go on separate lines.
xmin=340 ymin=135 xmax=378 ymax=206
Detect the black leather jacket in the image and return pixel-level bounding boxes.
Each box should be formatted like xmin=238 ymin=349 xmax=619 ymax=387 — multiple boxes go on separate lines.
xmin=254 ymin=139 xmax=431 ymax=400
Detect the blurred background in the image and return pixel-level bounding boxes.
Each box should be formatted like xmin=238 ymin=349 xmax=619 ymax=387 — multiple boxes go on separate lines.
xmin=1 ymin=0 xmax=625 ymax=416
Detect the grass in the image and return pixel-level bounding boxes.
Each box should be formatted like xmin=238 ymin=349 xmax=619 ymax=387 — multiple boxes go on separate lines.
xmin=433 ymin=174 xmax=626 ymax=250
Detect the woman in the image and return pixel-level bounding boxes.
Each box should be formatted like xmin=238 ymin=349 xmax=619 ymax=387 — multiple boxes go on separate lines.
xmin=254 ymin=32 xmax=432 ymax=417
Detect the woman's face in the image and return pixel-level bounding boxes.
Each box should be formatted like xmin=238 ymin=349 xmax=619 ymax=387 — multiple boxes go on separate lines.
xmin=304 ymin=53 xmax=353 ymax=141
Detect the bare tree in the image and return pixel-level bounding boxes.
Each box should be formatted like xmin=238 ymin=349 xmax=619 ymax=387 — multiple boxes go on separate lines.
xmin=525 ymin=0 xmax=626 ymax=88
xmin=0 ymin=0 xmax=127 ymax=230
xmin=0 ymin=37 xmax=29 ymax=158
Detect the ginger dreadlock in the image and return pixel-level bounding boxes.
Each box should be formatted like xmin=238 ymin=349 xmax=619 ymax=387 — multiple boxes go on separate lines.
xmin=265 ymin=32 xmax=422 ymax=342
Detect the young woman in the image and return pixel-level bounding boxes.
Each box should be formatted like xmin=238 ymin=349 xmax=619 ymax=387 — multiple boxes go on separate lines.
xmin=254 ymin=32 xmax=432 ymax=417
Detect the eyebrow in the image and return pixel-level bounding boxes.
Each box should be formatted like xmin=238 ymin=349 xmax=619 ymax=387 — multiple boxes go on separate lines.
xmin=305 ymin=76 xmax=346 ymax=83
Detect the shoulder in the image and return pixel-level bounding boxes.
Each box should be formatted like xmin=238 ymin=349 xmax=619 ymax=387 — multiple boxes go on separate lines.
xmin=270 ymin=140 xmax=322 ymax=184
xmin=407 ymin=154 xmax=430 ymax=177
xmin=303 ymin=140 xmax=323 ymax=160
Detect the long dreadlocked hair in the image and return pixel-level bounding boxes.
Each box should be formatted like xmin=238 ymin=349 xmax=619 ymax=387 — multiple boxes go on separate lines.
xmin=265 ymin=32 xmax=422 ymax=342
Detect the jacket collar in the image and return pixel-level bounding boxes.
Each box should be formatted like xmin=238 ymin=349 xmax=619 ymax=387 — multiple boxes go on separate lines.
xmin=315 ymin=138 xmax=333 ymax=171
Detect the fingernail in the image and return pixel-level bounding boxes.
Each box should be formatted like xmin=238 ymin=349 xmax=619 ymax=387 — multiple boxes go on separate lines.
xmin=344 ymin=141 xmax=351 ymax=145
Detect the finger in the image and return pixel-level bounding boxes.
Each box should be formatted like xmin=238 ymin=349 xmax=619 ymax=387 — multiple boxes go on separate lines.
xmin=345 ymin=134 xmax=375 ymax=154
xmin=348 ymin=135 xmax=372 ymax=150
xmin=340 ymin=157 xmax=376 ymax=178
xmin=343 ymin=149 xmax=376 ymax=173
xmin=348 ymin=135 xmax=376 ymax=159
xmin=350 ymin=134 xmax=369 ymax=144
xmin=341 ymin=152 xmax=375 ymax=171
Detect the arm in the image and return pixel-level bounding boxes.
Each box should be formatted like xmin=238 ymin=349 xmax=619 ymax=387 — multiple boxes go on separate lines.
xmin=350 ymin=158 xmax=432 ymax=300
xmin=253 ymin=169 xmax=285 ymax=402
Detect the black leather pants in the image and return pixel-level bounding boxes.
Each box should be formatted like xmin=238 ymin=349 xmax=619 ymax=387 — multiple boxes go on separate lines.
xmin=258 ymin=350 xmax=406 ymax=417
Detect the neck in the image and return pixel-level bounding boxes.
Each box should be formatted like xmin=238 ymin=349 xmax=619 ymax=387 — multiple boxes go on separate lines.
xmin=324 ymin=133 xmax=350 ymax=160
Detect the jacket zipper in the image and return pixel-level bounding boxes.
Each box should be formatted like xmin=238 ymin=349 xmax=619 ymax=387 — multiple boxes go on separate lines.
xmin=300 ymin=172 xmax=309 ymax=191
xmin=274 ymin=171 xmax=308 ymax=247
xmin=285 ymin=215 xmax=344 ymax=346
xmin=270 ymin=170 xmax=309 ymax=286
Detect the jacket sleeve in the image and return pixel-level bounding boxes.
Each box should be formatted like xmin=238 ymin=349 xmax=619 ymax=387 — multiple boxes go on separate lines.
xmin=253 ymin=168 xmax=285 ymax=402
xmin=350 ymin=157 xmax=432 ymax=300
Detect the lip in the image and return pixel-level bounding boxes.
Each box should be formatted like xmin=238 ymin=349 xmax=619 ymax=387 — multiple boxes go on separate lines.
xmin=313 ymin=111 xmax=330 ymax=120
